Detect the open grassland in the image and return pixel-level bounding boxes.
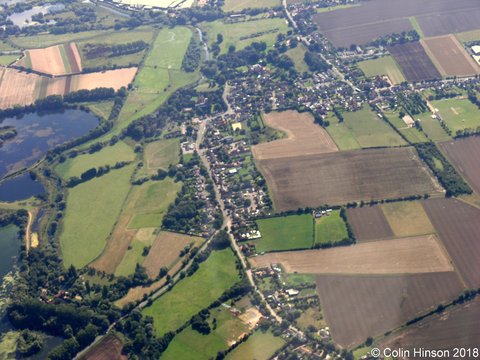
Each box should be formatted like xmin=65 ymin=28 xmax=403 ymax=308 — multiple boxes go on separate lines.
xmin=226 ymin=331 xmax=285 ymax=360
xmin=257 ymin=147 xmax=440 ymax=211
xmin=0 ymin=55 xmax=19 ymax=66
xmin=347 ymin=206 xmax=394 ymax=242
xmin=162 ymin=307 xmax=250 ymax=360
xmin=200 ymin=18 xmax=289 ymax=55
xmin=250 ymin=235 xmax=453 ymax=275
xmin=316 ymin=272 xmax=464 ymax=348
xmin=389 ymin=42 xmax=441 ymax=82
xmin=60 ymin=164 xmax=134 ymax=268
xmin=114 ymin=228 xmax=157 ymax=277
xmin=144 ymin=138 xmax=180 ymax=174
xmin=11 ymin=30 xmax=115 ymax=48
xmin=358 ymin=56 xmax=405 ymax=84
xmin=55 ymin=141 xmax=135 ymax=179
xmin=84 ymin=101 xmax=115 ymax=120
xmin=314 ymin=210 xmax=348 ymax=245
xmin=423 ymin=198 xmax=480 ymax=288
xmin=285 ymin=44 xmax=309 ymax=73
xmin=432 ymin=98 xmax=480 ymax=132
xmin=324 ymin=114 xmax=360 ymax=150
xmin=78 ymin=334 xmax=127 ymax=360
xmin=142 ymin=249 xmax=240 ymax=337
xmin=252 ymin=111 xmax=338 ymax=160
xmin=416 ymin=111 xmax=451 ymax=141
xmin=381 ymin=201 xmax=434 ymax=237
xmin=254 ymin=214 xmax=313 ymax=252
xmin=223 ymin=0 xmax=280 ymax=12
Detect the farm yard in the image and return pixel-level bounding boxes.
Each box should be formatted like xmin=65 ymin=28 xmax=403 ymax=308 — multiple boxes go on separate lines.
xmin=357 ymin=56 xmax=405 ymax=84
xmin=256 ymin=147 xmax=441 ymax=211
xmin=316 ymin=272 xmax=465 ymax=348
xmin=389 ymin=42 xmax=441 ymax=82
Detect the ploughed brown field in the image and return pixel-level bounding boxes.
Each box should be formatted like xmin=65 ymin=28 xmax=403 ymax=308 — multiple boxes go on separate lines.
xmin=256 ymin=147 xmax=440 ymax=211
xmin=312 ymin=0 xmax=480 ymax=47
xmin=422 ymin=35 xmax=480 ymax=77
xmin=80 ymin=334 xmax=127 ymax=360
xmin=316 ymin=272 xmax=465 ymax=349
xmin=440 ymin=137 xmax=480 ymax=195
xmin=389 ymin=42 xmax=441 ymax=82
xmin=380 ymin=298 xmax=480 ymax=359
xmin=249 ymin=235 xmax=453 ymax=275
xmin=252 ymin=110 xmax=338 ymax=160
xmin=347 ymin=206 xmax=394 ymax=242
xmin=422 ymin=198 xmax=480 ymax=288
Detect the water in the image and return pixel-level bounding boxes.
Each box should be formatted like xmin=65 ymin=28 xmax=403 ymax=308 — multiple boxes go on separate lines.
xmin=0 ymin=173 xmax=44 ymax=202
xmin=7 ymin=4 xmax=65 ymax=28
xmin=0 ymin=225 xmax=19 ymax=282
xmin=0 ymin=109 xmax=99 ymax=179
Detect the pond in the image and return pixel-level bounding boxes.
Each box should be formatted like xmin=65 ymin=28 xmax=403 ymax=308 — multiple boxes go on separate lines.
xmin=0 ymin=173 xmax=44 ymax=202
xmin=0 ymin=225 xmax=19 ymax=284
xmin=0 ymin=109 xmax=99 ymax=180
xmin=7 ymin=4 xmax=65 ymax=28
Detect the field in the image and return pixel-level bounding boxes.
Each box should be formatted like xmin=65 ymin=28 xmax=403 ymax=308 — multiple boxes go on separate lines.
xmin=316 ymin=272 xmax=464 ymax=348
xmin=250 ymin=235 xmax=453 ymax=275
xmin=60 ymin=164 xmax=134 ymax=268
xmin=11 ymin=30 xmax=114 ymax=48
xmin=314 ymin=210 xmax=348 ymax=245
xmin=422 ymin=35 xmax=480 ymax=77
xmin=417 ymin=7 xmax=480 ymax=38
xmin=254 ymin=214 xmax=313 ymax=252
xmin=389 ymin=42 xmax=441 ymax=82
xmin=347 ymin=206 xmax=394 ymax=242
xmin=84 ymin=101 xmax=115 ymax=120
xmin=251 ymin=111 xmax=338 ymax=160
xmin=285 ymin=44 xmax=309 ymax=73
xmin=0 ymin=55 xmax=19 ymax=66
xmin=226 ymin=331 xmax=285 ymax=360
xmin=416 ymin=111 xmax=451 ymax=142
xmin=358 ymin=56 xmax=405 ymax=85
xmin=144 ymin=138 xmax=181 ymax=175
xmin=431 ymin=98 xmax=480 ymax=133
xmin=79 ymin=334 xmax=126 ymax=360
xmin=142 ymin=249 xmax=240 ymax=337
xmin=222 ymin=0 xmax=280 ymax=12
xmin=142 ymin=231 xmax=203 ymax=278
xmin=256 ymin=147 xmax=440 ymax=211
xmin=55 ymin=141 xmax=135 ymax=179
xmin=422 ymin=198 xmax=480 ymax=288
xmin=440 ymin=136 xmax=480 ymax=194
xmin=14 ymin=43 xmax=82 ymax=76
xmin=381 ymin=201 xmax=435 ymax=237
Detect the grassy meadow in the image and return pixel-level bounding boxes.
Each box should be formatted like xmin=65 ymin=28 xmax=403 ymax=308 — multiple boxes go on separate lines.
xmin=144 ymin=138 xmax=181 ymax=174
xmin=223 ymin=0 xmax=280 ymax=12
xmin=285 ymin=44 xmax=309 ymax=73
xmin=358 ymin=56 xmax=405 ymax=84
xmin=432 ymin=98 xmax=480 ymax=132
xmin=114 ymin=230 xmax=156 ymax=277
xmin=314 ymin=210 xmax=348 ymax=245
xmin=415 ymin=112 xmax=451 ymax=142
xmin=226 ymin=331 xmax=285 ymax=360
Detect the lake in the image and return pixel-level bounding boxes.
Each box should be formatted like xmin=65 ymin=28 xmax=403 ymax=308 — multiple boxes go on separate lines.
xmin=0 ymin=173 xmax=44 ymax=202
xmin=7 ymin=4 xmax=65 ymax=28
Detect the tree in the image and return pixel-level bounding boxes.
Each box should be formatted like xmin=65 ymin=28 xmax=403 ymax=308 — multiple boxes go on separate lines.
xmin=217 ymin=33 xmax=223 ymax=44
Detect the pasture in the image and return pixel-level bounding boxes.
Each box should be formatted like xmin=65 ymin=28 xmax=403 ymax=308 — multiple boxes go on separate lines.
xmin=0 ymin=55 xmax=19 ymax=66
xmin=10 ymin=30 xmax=112 ymax=48
xmin=60 ymin=164 xmax=134 ymax=268
xmin=381 ymin=201 xmax=434 ymax=237
xmin=144 ymin=138 xmax=181 ymax=174
xmin=285 ymin=44 xmax=309 ymax=73
xmin=254 ymin=214 xmax=313 ymax=252
xmin=358 ymin=56 xmax=405 ymax=84
xmin=314 ymin=211 xmax=348 ymax=246
xmin=250 ymin=235 xmax=453 ymax=275
xmin=416 ymin=111 xmax=450 ymax=141
xmin=142 ymin=249 xmax=240 ymax=337
xmin=257 ymin=147 xmax=440 ymax=211
xmin=432 ymin=98 xmax=480 ymax=132
xmin=389 ymin=42 xmax=441 ymax=82
xmin=226 ymin=331 xmax=285 ymax=360
xmin=347 ymin=206 xmax=393 ymax=242
xmin=316 ymin=272 xmax=464 ymax=348
xmin=222 ymin=0 xmax=280 ymax=12
xmin=114 ymin=229 xmax=156 ymax=277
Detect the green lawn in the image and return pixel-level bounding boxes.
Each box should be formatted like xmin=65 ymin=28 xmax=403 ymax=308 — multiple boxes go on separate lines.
xmin=11 ymin=30 xmax=113 ymax=48
xmin=55 ymin=141 xmax=135 ymax=179
xmin=144 ymin=138 xmax=180 ymax=174
xmin=162 ymin=307 xmax=249 ymax=360
xmin=384 ymin=109 xmax=428 ymax=144
xmin=358 ymin=56 xmax=405 ymax=85
xmin=114 ymin=233 xmax=155 ymax=277
xmin=285 ymin=44 xmax=309 ymax=73
xmin=223 ymin=0 xmax=280 ymax=12
xmin=416 ymin=112 xmax=451 ymax=142
xmin=226 ymin=331 xmax=285 ymax=360
xmin=432 ymin=98 xmax=480 ymax=133
xmin=83 ymin=101 xmax=115 ymax=120
xmin=142 ymin=249 xmax=240 ymax=337
xmin=281 ymin=273 xmax=315 ymax=288
xmin=0 ymin=55 xmax=19 ymax=66
xmin=314 ymin=211 xmax=348 ymax=245
xmin=60 ymin=164 xmax=134 ymax=268
xmin=254 ymin=214 xmax=313 ymax=252
xmin=326 ymin=115 xmax=361 ymax=150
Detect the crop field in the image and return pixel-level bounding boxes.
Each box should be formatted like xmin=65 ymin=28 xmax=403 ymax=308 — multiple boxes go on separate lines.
xmin=314 ymin=210 xmax=348 ymax=246
xmin=142 ymin=231 xmax=203 ymax=278
xmin=251 ymin=110 xmax=338 ymax=160
xmin=389 ymin=42 xmax=441 ymax=82
xmin=250 ymin=235 xmax=453 ymax=275
xmin=456 ymin=29 xmax=480 ymax=43
xmin=440 ymin=137 xmax=480 ymax=194
xmin=142 ymin=248 xmax=240 ymax=336
xmin=222 ymin=0 xmax=280 ymax=12
xmin=69 ymin=67 xmax=137 ymax=91
xmin=257 ymin=147 xmax=440 ymax=211
xmin=347 ymin=206 xmax=394 ymax=242
xmin=60 ymin=164 xmax=134 ymax=268
xmin=14 ymin=42 xmax=82 ymax=76
xmin=380 ymin=298 xmax=480 ymax=355
xmin=144 ymin=138 xmax=181 ymax=174
xmin=431 ymin=98 xmax=480 ymax=133
xmin=358 ymin=56 xmax=405 ymax=85
xmin=226 ymin=330 xmax=285 ymax=360
xmin=316 ymin=272 xmax=464 ymax=348
xmin=422 ymin=35 xmax=480 ymax=77
xmin=422 ymin=198 xmax=480 ymax=288
xmin=78 ymin=334 xmax=126 ymax=360
xmin=55 ymin=141 xmax=135 ymax=179
xmin=254 ymin=214 xmax=313 ymax=252
xmin=381 ymin=201 xmax=435 ymax=237
xmin=417 ymin=7 xmax=480 ymax=38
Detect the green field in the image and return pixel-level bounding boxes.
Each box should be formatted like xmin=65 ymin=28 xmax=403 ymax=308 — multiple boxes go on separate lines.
xmin=83 ymin=101 xmax=115 ymax=120
xmin=254 ymin=214 xmax=313 ymax=252
xmin=223 ymin=0 xmax=280 ymax=12
xmin=11 ymin=30 xmax=114 ymax=48
xmin=55 ymin=141 xmax=135 ymax=179
xmin=60 ymin=164 xmax=134 ymax=268
xmin=285 ymin=44 xmax=309 ymax=73
xmin=200 ymin=18 xmax=289 ymax=55
xmin=314 ymin=211 xmax=348 ymax=245
xmin=226 ymin=331 xmax=285 ymax=360
xmin=432 ymin=98 xmax=480 ymax=133
xmin=416 ymin=112 xmax=451 ymax=142
xmin=358 ymin=56 xmax=405 ymax=85
xmin=384 ymin=109 xmax=428 ymax=144
xmin=0 ymin=55 xmax=19 ymax=66
xmin=144 ymin=138 xmax=180 ymax=174
xmin=114 ymin=231 xmax=156 ymax=277
xmin=142 ymin=248 xmax=240 ymax=337
xmin=325 ymin=115 xmax=361 ymax=150
xmin=315 ymin=4 xmax=360 ymax=12
xmin=162 ymin=307 xmax=249 ymax=360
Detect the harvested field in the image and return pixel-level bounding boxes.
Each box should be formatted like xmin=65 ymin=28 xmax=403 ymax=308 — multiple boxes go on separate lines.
xmin=257 ymin=147 xmax=440 ymax=211
xmin=422 ymin=198 xmax=480 ymax=288
xmin=347 ymin=206 xmax=393 ymax=242
xmin=381 ymin=201 xmax=434 ymax=237
xmin=389 ymin=42 xmax=441 ymax=82
xmin=440 ymin=137 xmax=480 ymax=194
xmin=142 ymin=231 xmax=203 ymax=278
xmin=250 ymin=235 xmax=453 ymax=275
xmin=380 ymin=298 xmax=480 ymax=358
xmin=422 ymin=35 xmax=479 ymax=77
xmin=252 ymin=111 xmax=338 ymax=160
xmin=418 ymin=8 xmax=480 ymax=38
xmin=0 ymin=67 xmax=38 ymax=109
xmin=80 ymin=334 xmax=127 ymax=360
xmin=69 ymin=67 xmax=137 ymax=91
xmin=316 ymin=272 xmax=465 ymax=348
